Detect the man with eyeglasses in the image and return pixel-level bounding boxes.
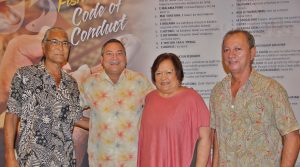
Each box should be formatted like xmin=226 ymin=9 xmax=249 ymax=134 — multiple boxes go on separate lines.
xmin=4 ymin=27 xmax=89 ymax=167
xmin=79 ymin=39 xmax=153 ymax=167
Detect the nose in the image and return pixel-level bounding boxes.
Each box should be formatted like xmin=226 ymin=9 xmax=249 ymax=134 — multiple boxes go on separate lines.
xmin=226 ymin=49 xmax=236 ymax=58
xmin=161 ymin=72 xmax=168 ymax=79
xmin=112 ymin=53 xmax=118 ymax=59
xmin=56 ymin=44 xmax=64 ymax=51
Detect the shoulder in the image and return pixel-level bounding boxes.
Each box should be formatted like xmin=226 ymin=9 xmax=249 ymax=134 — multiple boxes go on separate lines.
xmin=181 ymin=87 xmax=198 ymax=96
xmin=64 ymin=72 xmax=79 ymax=86
xmin=181 ymin=87 xmax=205 ymax=101
xmin=209 ymin=76 xmax=230 ymax=105
xmin=211 ymin=75 xmax=230 ymax=94
xmin=145 ymin=89 xmax=158 ymax=99
xmin=81 ymin=70 xmax=105 ymax=85
xmin=125 ymin=69 xmax=151 ymax=83
xmin=16 ymin=64 xmax=39 ymax=76
xmin=125 ymin=69 xmax=147 ymax=78
xmin=251 ymin=71 xmax=285 ymax=92
xmin=147 ymin=89 xmax=157 ymax=95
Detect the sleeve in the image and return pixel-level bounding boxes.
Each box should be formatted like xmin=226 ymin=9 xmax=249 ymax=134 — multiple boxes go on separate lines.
xmin=72 ymin=81 xmax=83 ymax=122
xmin=70 ymin=63 xmax=93 ymax=111
xmin=7 ymin=70 xmax=24 ymax=117
xmin=209 ymin=87 xmax=216 ymax=129
xmin=271 ymin=81 xmax=300 ymax=135
xmin=78 ymin=80 xmax=90 ymax=110
xmin=193 ymin=90 xmax=210 ymax=127
xmin=70 ymin=64 xmax=91 ymax=85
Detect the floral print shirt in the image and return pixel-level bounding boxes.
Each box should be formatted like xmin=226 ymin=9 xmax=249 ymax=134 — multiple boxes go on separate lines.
xmin=80 ymin=69 xmax=153 ymax=167
xmin=210 ymin=70 xmax=299 ymax=167
xmin=7 ymin=61 xmax=82 ymax=167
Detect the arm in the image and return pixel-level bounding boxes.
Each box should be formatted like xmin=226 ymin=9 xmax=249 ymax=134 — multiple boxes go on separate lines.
xmin=4 ymin=112 xmax=20 ymax=167
xmin=75 ymin=116 xmax=89 ymax=130
xmin=280 ymin=130 xmax=300 ymax=167
xmin=211 ymin=129 xmax=219 ymax=167
xmin=196 ymin=127 xmax=211 ymax=167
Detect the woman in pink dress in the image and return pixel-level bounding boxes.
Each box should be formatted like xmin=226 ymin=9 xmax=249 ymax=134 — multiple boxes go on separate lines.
xmin=138 ymin=53 xmax=211 ymax=167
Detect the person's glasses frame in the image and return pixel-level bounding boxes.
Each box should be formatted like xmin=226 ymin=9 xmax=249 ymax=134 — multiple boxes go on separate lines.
xmin=46 ymin=39 xmax=72 ymax=47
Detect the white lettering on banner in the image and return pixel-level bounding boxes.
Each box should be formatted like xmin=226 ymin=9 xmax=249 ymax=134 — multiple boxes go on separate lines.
xmin=71 ymin=0 xmax=127 ymax=45
xmin=71 ymin=14 xmax=127 ymax=45
xmin=72 ymin=3 xmax=106 ymax=26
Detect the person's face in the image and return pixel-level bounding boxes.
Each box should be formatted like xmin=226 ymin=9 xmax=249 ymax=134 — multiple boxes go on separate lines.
xmin=101 ymin=42 xmax=127 ymax=77
xmin=43 ymin=30 xmax=70 ymax=67
xmin=154 ymin=59 xmax=180 ymax=95
xmin=222 ymin=32 xmax=256 ymax=75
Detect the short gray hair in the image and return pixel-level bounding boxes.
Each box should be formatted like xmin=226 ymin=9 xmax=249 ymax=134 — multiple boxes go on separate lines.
xmin=42 ymin=27 xmax=69 ymax=43
xmin=222 ymin=29 xmax=255 ymax=49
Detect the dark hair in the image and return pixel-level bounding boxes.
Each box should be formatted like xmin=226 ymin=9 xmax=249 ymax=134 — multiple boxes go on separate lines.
xmin=222 ymin=29 xmax=255 ymax=49
xmin=101 ymin=38 xmax=126 ymax=56
xmin=151 ymin=53 xmax=184 ymax=83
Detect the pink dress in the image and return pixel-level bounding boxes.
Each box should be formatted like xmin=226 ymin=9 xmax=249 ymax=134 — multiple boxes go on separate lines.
xmin=138 ymin=88 xmax=210 ymax=167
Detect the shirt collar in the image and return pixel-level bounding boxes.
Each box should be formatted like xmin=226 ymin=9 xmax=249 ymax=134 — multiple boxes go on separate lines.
xmin=226 ymin=69 xmax=259 ymax=90
xmin=248 ymin=69 xmax=258 ymax=86
xmin=37 ymin=60 xmax=68 ymax=81
xmin=102 ymin=69 xmax=127 ymax=85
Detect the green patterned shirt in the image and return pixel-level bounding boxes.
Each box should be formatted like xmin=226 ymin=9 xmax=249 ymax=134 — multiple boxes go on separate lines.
xmin=210 ymin=70 xmax=299 ymax=167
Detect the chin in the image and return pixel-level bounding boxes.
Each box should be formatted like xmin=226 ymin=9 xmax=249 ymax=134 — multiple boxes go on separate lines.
xmin=227 ymin=65 xmax=240 ymax=72
xmin=158 ymin=87 xmax=170 ymax=92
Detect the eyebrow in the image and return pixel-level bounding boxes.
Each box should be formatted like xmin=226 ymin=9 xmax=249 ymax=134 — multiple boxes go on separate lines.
xmin=47 ymin=38 xmax=69 ymax=41
xmin=106 ymin=49 xmax=123 ymax=52
xmin=156 ymin=69 xmax=174 ymax=72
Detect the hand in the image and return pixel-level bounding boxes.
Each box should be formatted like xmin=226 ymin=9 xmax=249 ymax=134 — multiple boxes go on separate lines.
xmin=5 ymin=154 xmax=20 ymax=167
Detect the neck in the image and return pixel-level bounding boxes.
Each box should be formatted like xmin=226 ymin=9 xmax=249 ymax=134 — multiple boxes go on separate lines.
xmin=45 ymin=60 xmax=61 ymax=74
xmin=106 ymin=70 xmax=124 ymax=84
xmin=230 ymin=67 xmax=252 ymax=98
xmin=231 ymin=67 xmax=252 ymax=86
xmin=108 ymin=74 xmax=121 ymax=84
xmin=44 ymin=60 xmax=62 ymax=87
xmin=159 ymin=86 xmax=182 ymax=98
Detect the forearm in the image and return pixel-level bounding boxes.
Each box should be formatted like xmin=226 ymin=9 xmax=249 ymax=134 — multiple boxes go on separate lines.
xmin=196 ymin=127 xmax=211 ymax=167
xmin=75 ymin=116 xmax=89 ymax=130
xmin=4 ymin=112 xmax=18 ymax=160
xmin=211 ymin=129 xmax=219 ymax=167
xmin=281 ymin=130 xmax=300 ymax=167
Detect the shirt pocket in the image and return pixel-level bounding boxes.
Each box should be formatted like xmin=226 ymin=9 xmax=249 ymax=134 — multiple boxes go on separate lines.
xmin=245 ymin=95 xmax=273 ymax=129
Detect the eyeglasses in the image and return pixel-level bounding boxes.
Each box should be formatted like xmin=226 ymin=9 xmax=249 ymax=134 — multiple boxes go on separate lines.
xmin=46 ymin=39 xmax=71 ymax=47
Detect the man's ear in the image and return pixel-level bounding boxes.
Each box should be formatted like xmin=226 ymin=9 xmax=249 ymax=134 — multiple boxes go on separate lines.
xmin=41 ymin=42 xmax=46 ymax=56
xmin=67 ymin=49 xmax=71 ymax=61
xmin=250 ymin=47 xmax=256 ymax=61
xmin=100 ymin=56 xmax=103 ymax=65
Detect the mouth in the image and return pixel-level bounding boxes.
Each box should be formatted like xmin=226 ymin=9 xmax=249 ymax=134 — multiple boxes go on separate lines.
xmin=54 ymin=53 xmax=64 ymax=57
xmin=227 ymin=59 xmax=238 ymax=65
xmin=160 ymin=82 xmax=169 ymax=86
xmin=109 ymin=61 xmax=120 ymax=65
